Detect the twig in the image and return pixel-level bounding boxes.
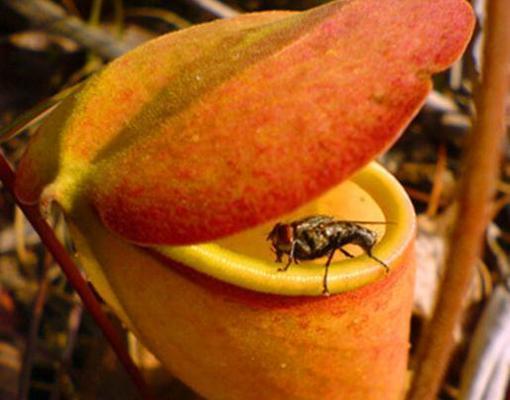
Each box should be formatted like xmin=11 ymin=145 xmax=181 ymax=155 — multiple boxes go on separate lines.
xmin=111 ymin=0 xmax=125 ymax=37
xmin=0 ymin=81 xmax=85 ymax=144
xmin=182 ymin=0 xmax=240 ymax=18
xmin=487 ymin=224 xmax=510 ymax=280
xmin=62 ymin=301 xmax=83 ymax=365
xmin=404 ymin=186 xmax=447 ymax=207
xmin=490 ymin=193 xmax=510 ymax=221
xmin=89 ymin=0 xmax=104 ymax=26
xmin=125 ymin=7 xmax=191 ymax=29
xmin=2 ymin=0 xmax=133 ymax=59
xmin=17 ymin=251 xmax=51 ymax=400
xmin=14 ymin=207 xmax=35 ymax=269
xmin=426 ymin=143 xmax=447 ymax=217
xmin=50 ymin=300 xmax=83 ymax=400
xmin=0 ymin=152 xmax=155 ymax=400
xmin=407 ymin=1 xmax=510 ymax=399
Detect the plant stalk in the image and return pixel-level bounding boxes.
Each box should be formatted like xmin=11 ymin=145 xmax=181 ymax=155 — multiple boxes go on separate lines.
xmin=0 ymin=152 xmax=155 ymax=400
xmin=407 ymin=0 xmax=510 ymax=399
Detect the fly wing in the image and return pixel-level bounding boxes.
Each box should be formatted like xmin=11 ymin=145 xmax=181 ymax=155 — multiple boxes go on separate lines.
xmin=292 ymin=215 xmax=335 ymax=233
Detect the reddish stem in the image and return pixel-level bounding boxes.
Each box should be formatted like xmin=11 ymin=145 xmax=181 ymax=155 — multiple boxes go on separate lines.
xmin=407 ymin=0 xmax=510 ymax=398
xmin=0 ymin=152 xmax=155 ymax=400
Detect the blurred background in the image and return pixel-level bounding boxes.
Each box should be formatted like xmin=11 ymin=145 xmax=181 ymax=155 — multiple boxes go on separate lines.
xmin=0 ymin=1 xmax=509 ymax=399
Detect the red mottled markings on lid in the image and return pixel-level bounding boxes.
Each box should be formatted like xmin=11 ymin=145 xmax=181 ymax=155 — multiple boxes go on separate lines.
xmin=14 ymin=0 xmax=474 ymax=245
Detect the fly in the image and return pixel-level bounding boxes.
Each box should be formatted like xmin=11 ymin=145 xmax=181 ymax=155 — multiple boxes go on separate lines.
xmin=266 ymin=215 xmax=390 ymax=295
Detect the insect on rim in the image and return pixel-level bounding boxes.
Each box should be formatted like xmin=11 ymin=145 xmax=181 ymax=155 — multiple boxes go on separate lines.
xmin=156 ymin=162 xmax=415 ymax=296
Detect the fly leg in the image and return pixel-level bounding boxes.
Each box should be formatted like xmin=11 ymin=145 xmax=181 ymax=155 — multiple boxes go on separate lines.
xmin=322 ymin=247 xmax=337 ymax=296
xmin=339 ymin=248 xmax=354 ymax=259
xmin=274 ymin=249 xmax=283 ymax=263
xmin=366 ymin=247 xmax=389 ymax=273
xmin=278 ymin=240 xmax=296 ymax=272
xmin=277 ymin=255 xmax=293 ymax=272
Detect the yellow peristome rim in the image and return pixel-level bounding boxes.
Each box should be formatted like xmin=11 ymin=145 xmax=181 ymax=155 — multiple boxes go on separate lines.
xmin=155 ymin=162 xmax=415 ymax=296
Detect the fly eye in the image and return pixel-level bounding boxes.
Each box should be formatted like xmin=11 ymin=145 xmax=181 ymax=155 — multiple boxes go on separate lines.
xmin=282 ymin=225 xmax=293 ymax=243
xmin=267 ymin=223 xmax=282 ymax=241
